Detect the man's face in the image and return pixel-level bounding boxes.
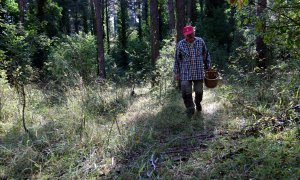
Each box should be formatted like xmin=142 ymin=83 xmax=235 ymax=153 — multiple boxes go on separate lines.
xmin=185 ymin=32 xmax=195 ymax=43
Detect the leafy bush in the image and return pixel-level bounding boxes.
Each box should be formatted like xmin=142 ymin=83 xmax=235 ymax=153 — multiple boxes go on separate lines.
xmin=46 ymin=33 xmax=97 ymax=85
xmin=109 ymin=30 xmax=151 ymax=84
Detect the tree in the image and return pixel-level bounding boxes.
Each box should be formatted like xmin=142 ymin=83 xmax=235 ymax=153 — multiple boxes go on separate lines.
xmin=59 ymin=0 xmax=71 ymax=34
xmin=167 ymin=0 xmax=175 ymax=31
xmin=150 ymin=0 xmax=159 ymax=86
xmin=256 ymin=0 xmax=267 ymax=69
xmin=18 ymin=0 xmax=25 ymax=24
xmin=94 ymin=0 xmax=106 ymax=79
xmin=176 ymin=0 xmax=185 ymax=42
xmin=105 ymin=0 xmax=110 ymax=54
xmin=117 ymin=0 xmax=129 ymax=68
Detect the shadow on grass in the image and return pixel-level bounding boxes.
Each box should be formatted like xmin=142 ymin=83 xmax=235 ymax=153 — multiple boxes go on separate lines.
xmin=107 ymin=88 xmax=225 ymax=178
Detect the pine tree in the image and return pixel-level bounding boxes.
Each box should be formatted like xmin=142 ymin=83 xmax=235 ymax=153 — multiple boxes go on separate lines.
xmin=94 ymin=0 xmax=106 ymax=79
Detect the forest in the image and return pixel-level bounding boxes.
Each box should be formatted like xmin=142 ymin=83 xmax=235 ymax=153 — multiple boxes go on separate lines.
xmin=0 ymin=0 xmax=299 ymax=179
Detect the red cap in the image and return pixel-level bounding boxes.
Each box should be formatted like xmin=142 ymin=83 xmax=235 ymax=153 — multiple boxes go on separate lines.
xmin=183 ymin=26 xmax=194 ymax=36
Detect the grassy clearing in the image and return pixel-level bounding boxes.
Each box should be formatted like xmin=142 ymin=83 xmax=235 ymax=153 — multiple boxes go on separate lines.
xmin=0 ymin=69 xmax=299 ymax=179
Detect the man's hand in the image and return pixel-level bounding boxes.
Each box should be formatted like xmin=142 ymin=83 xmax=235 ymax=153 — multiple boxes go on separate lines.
xmin=174 ymin=74 xmax=179 ymax=81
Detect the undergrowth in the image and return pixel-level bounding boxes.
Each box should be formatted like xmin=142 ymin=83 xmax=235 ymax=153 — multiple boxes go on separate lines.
xmin=0 ymin=47 xmax=299 ymax=179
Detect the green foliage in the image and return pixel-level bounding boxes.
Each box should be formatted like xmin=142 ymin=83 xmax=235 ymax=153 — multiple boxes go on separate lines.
xmin=46 ymin=33 xmax=97 ymax=84
xmin=110 ymin=30 xmax=151 ymax=84
xmin=0 ymin=23 xmax=32 ymax=86
xmin=26 ymin=0 xmax=62 ymax=37
xmin=196 ymin=2 xmax=232 ymax=68
xmin=0 ymin=0 xmax=19 ymax=23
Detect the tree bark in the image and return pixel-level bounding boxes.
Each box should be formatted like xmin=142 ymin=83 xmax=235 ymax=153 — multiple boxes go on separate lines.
xmin=186 ymin=0 xmax=192 ymax=24
xmin=167 ymin=0 xmax=175 ymax=31
xmin=150 ymin=0 xmax=159 ymax=64
xmin=176 ymin=0 xmax=185 ymax=42
xmin=90 ymin=0 xmax=96 ymax=35
xmin=105 ymin=0 xmax=110 ymax=54
xmin=199 ymin=0 xmax=204 ymax=16
xmin=94 ymin=0 xmax=106 ymax=79
xmin=119 ymin=0 xmax=128 ymax=68
xmin=150 ymin=0 xmax=159 ymax=86
xmin=82 ymin=0 xmax=90 ymax=34
xmin=18 ymin=0 xmax=25 ymax=24
xmin=142 ymin=0 xmax=149 ymax=27
xmin=256 ymin=0 xmax=267 ymax=69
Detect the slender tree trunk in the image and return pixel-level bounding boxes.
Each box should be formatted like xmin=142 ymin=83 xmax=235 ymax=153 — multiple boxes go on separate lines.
xmin=61 ymin=5 xmax=71 ymax=34
xmin=74 ymin=1 xmax=80 ymax=34
xmin=190 ymin=0 xmax=197 ymax=25
xmin=158 ymin=2 xmax=163 ymax=41
xmin=90 ymin=0 xmax=96 ymax=35
xmin=256 ymin=0 xmax=267 ymax=69
xmin=176 ymin=0 xmax=185 ymax=42
xmin=21 ymin=85 xmax=28 ymax=133
xmin=228 ymin=6 xmax=236 ymax=52
xmin=94 ymin=0 xmax=106 ymax=79
xmin=199 ymin=0 xmax=204 ymax=16
xmin=137 ymin=0 xmax=143 ymax=40
xmin=119 ymin=0 xmax=129 ymax=68
xmin=18 ymin=0 xmax=25 ymax=24
xmin=105 ymin=0 xmax=110 ymax=54
xmin=167 ymin=0 xmax=175 ymax=31
xmin=83 ymin=0 xmax=89 ymax=34
xmin=187 ymin=0 xmax=192 ymax=24
xmin=150 ymin=0 xmax=159 ymax=86
xmin=142 ymin=0 xmax=149 ymax=27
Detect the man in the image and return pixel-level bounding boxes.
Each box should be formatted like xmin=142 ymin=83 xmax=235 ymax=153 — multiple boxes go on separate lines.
xmin=173 ymin=25 xmax=211 ymax=118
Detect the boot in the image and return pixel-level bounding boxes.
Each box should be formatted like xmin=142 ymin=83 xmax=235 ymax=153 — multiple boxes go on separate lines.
xmin=195 ymin=92 xmax=203 ymax=112
xmin=182 ymin=93 xmax=195 ymax=118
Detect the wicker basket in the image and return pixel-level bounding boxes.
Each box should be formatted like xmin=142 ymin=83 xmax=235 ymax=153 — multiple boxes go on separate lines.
xmin=204 ymin=70 xmax=219 ymax=88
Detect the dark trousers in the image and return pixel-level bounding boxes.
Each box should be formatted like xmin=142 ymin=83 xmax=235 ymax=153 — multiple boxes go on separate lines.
xmin=181 ymin=80 xmax=203 ymax=110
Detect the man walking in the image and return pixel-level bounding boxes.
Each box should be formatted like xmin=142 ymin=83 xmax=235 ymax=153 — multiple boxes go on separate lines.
xmin=173 ymin=25 xmax=211 ymax=118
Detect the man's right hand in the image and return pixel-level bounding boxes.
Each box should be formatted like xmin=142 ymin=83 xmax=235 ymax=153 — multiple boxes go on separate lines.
xmin=174 ymin=74 xmax=179 ymax=81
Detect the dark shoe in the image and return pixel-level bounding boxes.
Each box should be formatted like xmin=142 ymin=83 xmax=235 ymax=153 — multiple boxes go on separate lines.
xmin=196 ymin=104 xmax=202 ymax=112
xmin=186 ymin=108 xmax=195 ymax=118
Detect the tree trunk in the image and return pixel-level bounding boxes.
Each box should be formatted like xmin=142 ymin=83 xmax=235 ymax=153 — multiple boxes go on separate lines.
xmin=137 ymin=0 xmax=143 ymax=40
xmin=105 ymin=0 xmax=110 ymax=54
xmin=167 ymin=0 xmax=175 ymax=31
xmin=150 ymin=0 xmax=159 ymax=85
xmin=119 ymin=0 xmax=129 ymax=68
xmin=199 ymin=0 xmax=204 ymax=16
xmin=74 ymin=1 xmax=80 ymax=34
xmin=90 ymin=0 xmax=96 ymax=35
xmin=18 ymin=0 xmax=25 ymax=24
xmin=186 ymin=0 xmax=192 ymax=24
xmin=176 ymin=0 xmax=185 ymax=42
xmin=83 ymin=0 xmax=90 ymax=34
xmin=228 ymin=6 xmax=236 ymax=52
xmin=256 ymin=0 xmax=267 ymax=69
xmin=94 ymin=0 xmax=106 ymax=79
xmin=21 ymin=85 xmax=28 ymax=133
xmin=61 ymin=5 xmax=71 ymax=34
xmin=142 ymin=0 xmax=149 ymax=27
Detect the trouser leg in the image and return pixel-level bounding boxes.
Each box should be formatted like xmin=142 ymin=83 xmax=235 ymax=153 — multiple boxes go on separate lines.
xmin=181 ymin=81 xmax=195 ymax=117
xmin=193 ymin=80 xmax=203 ymax=111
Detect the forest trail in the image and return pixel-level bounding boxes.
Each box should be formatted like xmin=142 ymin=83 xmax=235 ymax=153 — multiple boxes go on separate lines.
xmin=110 ymin=86 xmax=230 ymax=177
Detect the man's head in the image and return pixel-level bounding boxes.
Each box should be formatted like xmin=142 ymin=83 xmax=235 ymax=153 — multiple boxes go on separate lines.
xmin=183 ymin=26 xmax=195 ymax=43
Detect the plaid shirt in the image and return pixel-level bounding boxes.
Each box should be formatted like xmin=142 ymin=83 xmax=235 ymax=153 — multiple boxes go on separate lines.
xmin=173 ymin=37 xmax=211 ymax=80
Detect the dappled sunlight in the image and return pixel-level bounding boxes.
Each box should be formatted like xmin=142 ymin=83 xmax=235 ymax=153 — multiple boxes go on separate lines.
xmin=202 ymin=88 xmax=224 ymax=115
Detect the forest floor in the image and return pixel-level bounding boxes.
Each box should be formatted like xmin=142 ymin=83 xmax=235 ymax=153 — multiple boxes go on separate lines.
xmin=0 ymin=78 xmax=299 ymax=179
xmin=105 ymin=82 xmax=299 ymax=179
xmin=105 ymin=86 xmax=240 ymax=178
